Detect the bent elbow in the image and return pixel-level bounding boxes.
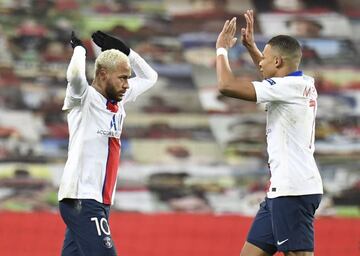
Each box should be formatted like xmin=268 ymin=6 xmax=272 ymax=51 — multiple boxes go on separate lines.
xmin=152 ymin=71 xmax=158 ymax=84
xmin=148 ymin=70 xmax=158 ymax=86
xmin=219 ymin=88 xmax=232 ymax=97
xmin=218 ymin=81 xmax=232 ymax=96
xmin=218 ymin=90 xmax=226 ymax=96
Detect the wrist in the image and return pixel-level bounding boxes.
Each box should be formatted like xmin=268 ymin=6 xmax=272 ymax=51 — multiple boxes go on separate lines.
xmin=216 ymin=47 xmax=228 ymax=57
xmin=244 ymin=42 xmax=257 ymax=50
xmin=74 ymin=45 xmax=86 ymax=54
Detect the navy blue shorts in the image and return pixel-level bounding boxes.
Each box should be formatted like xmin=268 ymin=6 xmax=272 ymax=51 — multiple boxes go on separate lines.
xmin=59 ymin=199 xmax=117 ymax=256
xmin=247 ymin=194 xmax=322 ymax=255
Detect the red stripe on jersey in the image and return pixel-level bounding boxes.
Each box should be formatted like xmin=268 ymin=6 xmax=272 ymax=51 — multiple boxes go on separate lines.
xmin=103 ymin=100 xmax=120 ymax=205
xmin=309 ymin=99 xmax=316 ymax=107
xmin=103 ymin=137 xmax=120 ymax=205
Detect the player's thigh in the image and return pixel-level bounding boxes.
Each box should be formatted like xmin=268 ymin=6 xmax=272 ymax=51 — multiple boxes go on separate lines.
xmin=60 ymin=199 xmax=117 ymax=256
xmin=61 ymin=228 xmax=81 ymax=256
xmin=240 ymin=241 xmax=272 ymax=256
xmin=245 ymin=198 xmax=277 ymax=255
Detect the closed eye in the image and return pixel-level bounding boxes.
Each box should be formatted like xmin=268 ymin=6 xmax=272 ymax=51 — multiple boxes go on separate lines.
xmin=118 ymin=76 xmax=130 ymax=80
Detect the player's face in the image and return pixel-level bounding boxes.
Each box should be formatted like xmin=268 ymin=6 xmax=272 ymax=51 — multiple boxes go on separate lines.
xmin=259 ymin=44 xmax=278 ymax=79
xmin=105 ymin=63 xmax=131 ymax=102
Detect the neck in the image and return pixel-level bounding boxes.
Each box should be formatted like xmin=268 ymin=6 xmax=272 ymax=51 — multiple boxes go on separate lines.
xmin=275 ymin=64 xmax=298 ymax=77
xmin=92 ymin=79 xmax=107 ymax=99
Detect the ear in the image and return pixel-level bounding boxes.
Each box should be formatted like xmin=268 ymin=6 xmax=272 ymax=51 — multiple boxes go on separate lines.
xmin=274 ymin=56 xmax=283 ymax=68
xmin=99 ymin=68 xmax=108 ymax=80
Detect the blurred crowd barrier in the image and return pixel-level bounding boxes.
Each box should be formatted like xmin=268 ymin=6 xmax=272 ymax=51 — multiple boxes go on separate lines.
xmin=0 ymin=212 xmax=359 ymax=256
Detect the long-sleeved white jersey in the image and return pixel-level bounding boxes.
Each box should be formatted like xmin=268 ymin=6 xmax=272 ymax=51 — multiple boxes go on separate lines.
xmin=252 ymin=71 xmax=323 ymax=198
xmin=58 ymin=46 xmax=158 ymax=205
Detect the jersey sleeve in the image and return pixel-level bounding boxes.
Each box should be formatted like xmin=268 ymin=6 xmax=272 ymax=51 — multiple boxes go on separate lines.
xmin=62 ymin=46 xmax=89 ymax=111
xmin=252 ymin=77 xmax=304 ymax=104
xmin=123 ymin=49 xmax=158 ymax=104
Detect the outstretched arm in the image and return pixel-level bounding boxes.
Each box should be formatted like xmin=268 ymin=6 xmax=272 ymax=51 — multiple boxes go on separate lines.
xmin=241 ymin=9 xmax=263 ymax=73
xmin=216 ymin=17 xmax=256 ymax=102
xmin=66 ymin=32 xmax=88 ymax=97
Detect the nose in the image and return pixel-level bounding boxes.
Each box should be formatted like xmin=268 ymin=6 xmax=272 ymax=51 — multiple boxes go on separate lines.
xmin=123 ymin=80 xmax=129 ymax=90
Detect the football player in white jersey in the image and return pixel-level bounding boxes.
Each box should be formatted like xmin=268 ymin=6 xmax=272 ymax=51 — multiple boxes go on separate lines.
xmin=58 ymin=31 xmax=157 ymax=256
xmin=216 ymin=10 xmax=323 ymax=256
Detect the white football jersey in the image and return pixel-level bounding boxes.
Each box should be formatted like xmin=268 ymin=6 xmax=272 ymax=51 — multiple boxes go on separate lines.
xmin=58 ymin=47 xmax=158 ymax=205
xmin=252 ymin=71 xmax=323 ymax=198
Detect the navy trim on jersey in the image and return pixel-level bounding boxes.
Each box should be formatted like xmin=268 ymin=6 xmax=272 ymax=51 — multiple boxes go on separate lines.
xmin=265 ymin=78 xmax=276 ymax=85
xmin=111 ymin=115 xmax=117 ymax=130
xmin=287 ymin=70 xmax=303 ymax=76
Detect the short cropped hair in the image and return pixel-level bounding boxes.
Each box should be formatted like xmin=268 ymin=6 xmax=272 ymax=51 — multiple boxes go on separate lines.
xmin=267 ymin=35 xmax=302 ymax=65
xmin=94 ymin=49 xmax=130 ymax=75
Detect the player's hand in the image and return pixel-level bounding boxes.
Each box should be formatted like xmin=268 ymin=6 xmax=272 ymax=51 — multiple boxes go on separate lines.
xmin=216 ymin=17 xmax=237 ymax=49
xmin=241 ymin=10 xmax=255 ymax=49
xmin=70 ymin=31 xmax=84 ymax=49
xmin=92 ymin=30 xmax=130 ymax=55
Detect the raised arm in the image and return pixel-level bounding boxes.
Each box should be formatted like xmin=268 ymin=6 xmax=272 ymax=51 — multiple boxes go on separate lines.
xmin=241 ymin=9 xmax=263 ymax=73
xmin=216 ymin=17 xmax=256 ymax=102
xmin=92 ymin=31 xmax=158 ymax=99
xmin=128 ymin=49 xmax=158 ymax=85
xmin=66 ymin=32 xmax=88 ymax=96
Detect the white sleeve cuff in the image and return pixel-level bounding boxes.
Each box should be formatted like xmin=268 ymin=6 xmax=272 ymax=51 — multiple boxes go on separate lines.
xmin=216 ymin=47 xmax=228 ymax=57
xmin=74 ymin=45 xmax=86 ymax=55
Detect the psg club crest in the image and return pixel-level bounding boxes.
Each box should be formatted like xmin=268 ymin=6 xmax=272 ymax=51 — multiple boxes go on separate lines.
xmin=103 ymin=236 xmax=113 ymax=248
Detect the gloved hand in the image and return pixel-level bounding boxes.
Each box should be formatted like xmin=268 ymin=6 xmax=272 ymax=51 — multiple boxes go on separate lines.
xmin=92 ymin=30 xmax=130 ymax=55
xmin=70 ymin=31 xmax=84 ymax=49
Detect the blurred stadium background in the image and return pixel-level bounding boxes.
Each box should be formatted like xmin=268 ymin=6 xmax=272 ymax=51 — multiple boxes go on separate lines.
xmin=0 ymin=0 xmax=359 ymax=255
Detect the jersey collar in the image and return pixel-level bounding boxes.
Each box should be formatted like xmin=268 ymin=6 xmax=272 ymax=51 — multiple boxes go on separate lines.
xmin=106 ymin=100 xmax=118 ymax=113
xmin=287 ymin=70 xmax=303 ymax=77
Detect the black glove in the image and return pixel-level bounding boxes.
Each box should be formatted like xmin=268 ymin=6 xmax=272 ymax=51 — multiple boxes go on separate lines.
xmin=92 ymin=30 xmax=130 ymax=55
xmin=70 ymin=31 xmax=84 ymax=49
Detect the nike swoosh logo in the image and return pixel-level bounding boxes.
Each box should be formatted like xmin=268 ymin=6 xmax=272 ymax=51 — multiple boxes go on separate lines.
xmin=277 ymin=239 xmax=289 ymax=246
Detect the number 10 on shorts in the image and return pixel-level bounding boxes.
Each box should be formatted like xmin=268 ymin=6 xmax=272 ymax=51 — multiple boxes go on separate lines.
xmin=91 ymin=217 xmax=111 ymax=236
